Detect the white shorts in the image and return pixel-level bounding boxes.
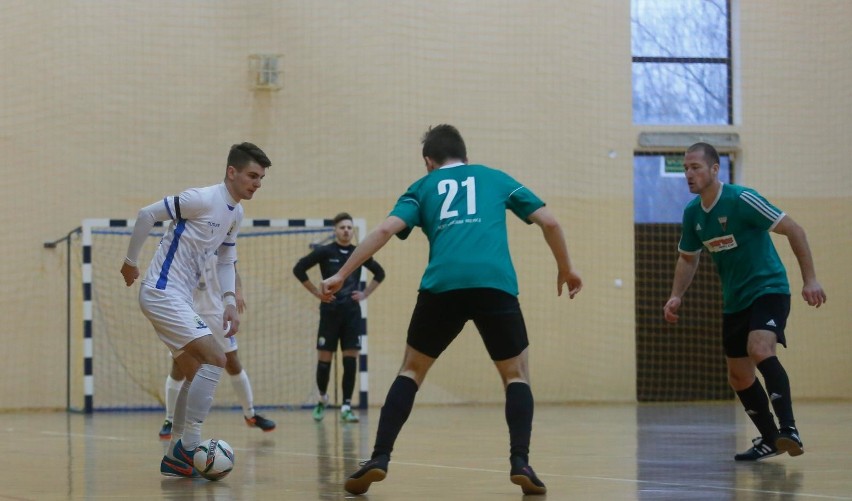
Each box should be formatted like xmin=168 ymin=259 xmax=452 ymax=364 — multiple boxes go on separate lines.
xmin=139 ymin=285 xmax=213 ymax=357
xmin=199 ymin=311 xmax=239 ymax=354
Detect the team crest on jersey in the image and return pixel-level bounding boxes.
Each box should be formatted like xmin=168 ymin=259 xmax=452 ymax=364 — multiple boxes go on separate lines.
xmin=718 ymin=216 xmax=728 ymax=232
xmin=703 ymin=234 xmax=738 ymax=253
xmin=194 ymin=315 xmax=208 ymax=330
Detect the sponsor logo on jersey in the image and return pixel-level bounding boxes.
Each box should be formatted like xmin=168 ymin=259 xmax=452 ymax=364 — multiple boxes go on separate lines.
xmin=227 ymin=222 xmax=236 ymax=236
xmin=766 ymin=319 xmax=777 ymax=327
xmin=703 ymin=234 xmax=738 ymax=252
xmin=696 ymin=223 xmax=702 ymax=231
xmin=718 ymin=216 xmax=728 ymax=232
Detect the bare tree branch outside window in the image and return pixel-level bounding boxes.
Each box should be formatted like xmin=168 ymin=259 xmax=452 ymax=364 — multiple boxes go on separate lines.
xmin=631 ymin=0 xmax=731 ymax=125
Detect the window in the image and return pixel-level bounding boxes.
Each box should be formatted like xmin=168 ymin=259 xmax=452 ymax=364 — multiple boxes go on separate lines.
xmin=634 ymin=152 xmax=732 ymax=223
xmin=631 ymin=0 xmax=732 ymax=125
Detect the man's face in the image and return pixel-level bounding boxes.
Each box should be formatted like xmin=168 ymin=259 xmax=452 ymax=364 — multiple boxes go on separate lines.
xmin=227 ymin=161 xmax=267 ymax=201
xmin=335 ymin=219 xmax=354 ymax=245
xmin=683 ymin=150 xmax=718 ymax=195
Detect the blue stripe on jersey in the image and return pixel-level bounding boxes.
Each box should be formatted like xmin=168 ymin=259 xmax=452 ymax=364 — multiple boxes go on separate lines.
xmin=221 ymin=241 xmax=236 ymax=246
xmin=163 ymin=197 xmax=175 ymax=221
xmin=156 ymin=219 xmax=187 ymax=289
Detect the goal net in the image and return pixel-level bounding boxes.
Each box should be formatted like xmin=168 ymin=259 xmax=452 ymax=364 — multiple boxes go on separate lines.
xmin=80 ymin=218 xmax=368 ymax=412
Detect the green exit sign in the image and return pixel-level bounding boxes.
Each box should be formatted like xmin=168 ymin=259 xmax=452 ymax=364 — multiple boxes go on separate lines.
xmin=664 ymin=155 xmax=683 ymax=174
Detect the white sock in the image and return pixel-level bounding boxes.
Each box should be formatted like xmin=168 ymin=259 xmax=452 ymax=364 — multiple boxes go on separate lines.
xmin=230 ymin=370 xmax=256 ymax=417
xmin=164 ymin=375 xmax=184 ymax=422
xmin=167 ymin=380 xmax=191 ymax=459
xmin=181 ymin=364 xmax=223 ymax=450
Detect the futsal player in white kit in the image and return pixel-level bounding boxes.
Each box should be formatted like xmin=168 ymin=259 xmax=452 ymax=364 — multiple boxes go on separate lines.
xmin=120 ymin=142 xmax=271 ymax=478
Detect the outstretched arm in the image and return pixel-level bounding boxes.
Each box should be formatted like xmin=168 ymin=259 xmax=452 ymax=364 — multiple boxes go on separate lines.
xmin=322 ymin=216 xmax=406 ymax=298
xmin=527 ymin=207 xmax=582 ymax=299
xmin=772 ymin=215 xmax=827 ymax=307
xmin=663 ymin=252 xmax=700 ymax=323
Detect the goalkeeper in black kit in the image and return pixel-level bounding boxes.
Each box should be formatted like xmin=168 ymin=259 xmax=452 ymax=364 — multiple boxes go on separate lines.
xmin=293 ymin=212 xmax=386 ymax=423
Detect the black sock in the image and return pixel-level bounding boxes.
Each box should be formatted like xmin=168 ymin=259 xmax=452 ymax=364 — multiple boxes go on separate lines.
xmin=505 ymin=382 xmax=534 ymax=464
xmin=757 ymin=356 xmax=796 ymax=429
xmin=372 ymin=376 xmax=419 ymax=459
xmin=342 ymin=356 xmax=357 ymax=406
xmin=736 ymin=378 xmax=779 ymax=440
xmin=316 ymin=361 xmax=332 ymax=396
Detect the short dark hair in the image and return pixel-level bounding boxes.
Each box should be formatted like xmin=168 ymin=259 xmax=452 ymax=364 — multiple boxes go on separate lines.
xmin=228 ymin=142 xmax=271 ymax=170
xmin=333 ymin=212 xmax=353 ymax=226
xmin=421 ymin=124 xmax=467 ymax=164
xmin=686 ymin=142 xmax=720 ymax=167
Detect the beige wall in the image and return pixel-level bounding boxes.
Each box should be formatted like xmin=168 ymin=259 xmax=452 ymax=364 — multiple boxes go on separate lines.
xmin=1 ymin=1 xmax=849 ymax=410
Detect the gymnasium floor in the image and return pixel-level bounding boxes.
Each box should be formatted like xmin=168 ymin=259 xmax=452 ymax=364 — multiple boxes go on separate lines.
xmin=3 ymin=401 xmax=850 ymax=500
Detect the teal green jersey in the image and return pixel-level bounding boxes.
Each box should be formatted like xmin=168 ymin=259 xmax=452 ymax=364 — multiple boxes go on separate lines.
xmin=678 ymin=183 xmax=790 ymax=313
xmin=390 ymin=163 xmax=545 ymax=295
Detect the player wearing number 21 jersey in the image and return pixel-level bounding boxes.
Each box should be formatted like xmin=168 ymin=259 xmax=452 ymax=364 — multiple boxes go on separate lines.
xmin=392 ymin=163 xmax=541 ymax=295
xmin=320 ymin=124 xmax=582 ymax=496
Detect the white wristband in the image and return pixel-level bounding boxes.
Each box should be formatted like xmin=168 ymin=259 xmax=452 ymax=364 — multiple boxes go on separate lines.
xmin=223 ymin=293 xmax=237 ymax=307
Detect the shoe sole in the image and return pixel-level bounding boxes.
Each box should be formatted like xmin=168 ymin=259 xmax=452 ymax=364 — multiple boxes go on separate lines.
xmin=159 ymin=433 xmax=172 ymax=440
xmin=776 ymin=437 xmax=804 ymax=457
xmin=245 ymin=422 xmax=277 ymax=432
xmin=734 ymin=450 xmax=784 ymax=461
xmin=510 ymin=474 xmax=547 ymax=495
xmin=344 ymin=468 xmax=386 ymax=495
xmin=160 ymin=457 xmax=199 ymax=478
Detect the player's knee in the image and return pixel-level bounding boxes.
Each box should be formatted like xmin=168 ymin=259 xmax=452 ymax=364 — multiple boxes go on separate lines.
xmin=727 ymin=371 xmax=754 ymax=391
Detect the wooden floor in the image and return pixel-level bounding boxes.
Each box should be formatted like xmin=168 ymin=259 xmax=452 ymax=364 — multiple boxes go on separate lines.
xmin=2 ymin=401 xmax=851 ymax=500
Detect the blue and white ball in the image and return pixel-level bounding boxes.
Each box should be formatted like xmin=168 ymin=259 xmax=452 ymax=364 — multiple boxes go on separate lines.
xmin=193 ymin=438 xmax=235 ymax=481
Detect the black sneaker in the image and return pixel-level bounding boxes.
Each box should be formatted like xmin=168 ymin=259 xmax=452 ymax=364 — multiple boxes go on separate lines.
xmin=509 ymin=457 xmax=547 ymax=495
xmin=344 ymin=455 xmax=389 ymax=495
xmin=776 ymin=427 xmax=804 ymax=457
xmin=734 ymin=436 xmax=784 ymax=461
xmin=158 ymin=419 xmax=173 ymax=440
xmin=245 ymin=413 xmax=276 ymax=432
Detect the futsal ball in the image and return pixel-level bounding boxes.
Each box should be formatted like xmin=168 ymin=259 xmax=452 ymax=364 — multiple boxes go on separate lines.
xmin=193 ymin=438 xmax=235 ymax=481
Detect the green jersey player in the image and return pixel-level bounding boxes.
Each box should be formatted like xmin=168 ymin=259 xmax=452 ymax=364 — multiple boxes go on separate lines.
xmin=322 ymin=124 xmax=582 ymax=495
xmin=664 ymin=142 xmax=826 ymax=462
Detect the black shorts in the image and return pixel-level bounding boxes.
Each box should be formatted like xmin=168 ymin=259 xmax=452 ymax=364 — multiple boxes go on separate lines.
xmin=722 ymin=293 xmax=790 ymax=358
xmin=317 ymin=301 xmax=362 ymax=352
xmin=406 ymin=288 xmax=529 ymax=361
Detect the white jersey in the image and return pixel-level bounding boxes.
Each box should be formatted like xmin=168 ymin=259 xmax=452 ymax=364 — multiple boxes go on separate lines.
xmin=194 ymin=254 xmax=223 ymax=316
xmin=130 ymin=183 xmax=243 ymax=303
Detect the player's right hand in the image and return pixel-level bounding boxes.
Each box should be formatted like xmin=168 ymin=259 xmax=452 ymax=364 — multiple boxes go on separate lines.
xmin=663 ymin=296 xmax=681 ymax=323
xmin=321 ymin=276 xmax=342 ymax=302
xmin=121 ymin=262 xmax=139 ymax=286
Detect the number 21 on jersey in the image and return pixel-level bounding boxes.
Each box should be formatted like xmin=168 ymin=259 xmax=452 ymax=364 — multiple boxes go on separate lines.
xmin=438 ymin=177 xmax=476 ymax=219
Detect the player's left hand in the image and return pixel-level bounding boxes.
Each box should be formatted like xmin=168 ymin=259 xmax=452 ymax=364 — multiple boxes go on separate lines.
xmin=802 ymin=280 xmax=827 ymax=308
xmin=223 ymin=304 xmax=240 ymax=337
xmin=557 ymin=269 xmax=583 ymax=299
xmin=351 ymin=290 xmax=367 ymax=302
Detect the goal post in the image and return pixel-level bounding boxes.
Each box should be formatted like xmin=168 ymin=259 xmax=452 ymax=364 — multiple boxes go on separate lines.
xmin=78 ymin=217 xmax=370 ymax=414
